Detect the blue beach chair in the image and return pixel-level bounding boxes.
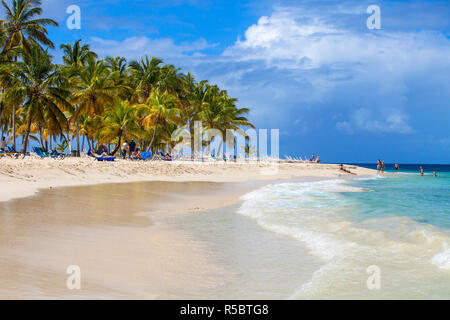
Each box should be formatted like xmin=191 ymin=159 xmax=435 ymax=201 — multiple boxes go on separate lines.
xmin=160 ymin=152 xmax=173 ymax=162
xmin=87 ymin=149 xmax=116 ymax=162
xmin=141 ymin=152 xmax=152 ymax=160
xmin=33 ymin=147 xmax=63 ymax=159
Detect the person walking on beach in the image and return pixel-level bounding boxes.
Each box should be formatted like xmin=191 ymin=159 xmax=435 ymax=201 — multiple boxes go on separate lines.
xmin=420 ymin=166 xmax=424 ymax=176
xmin=377 ymin=160 xmax=381 ymax=174
xmin=121 ymin=142 xmax=128 ymax=160
xmin=395 ymin=163 xmax=399 ymax=173
xmin=129 ymin=139 xmax=136 ymax=157
xmin=0 ymin=136 xmax=6 ymax=152
xmin=381 ymin=161 xmax=385 ymax=174
xmin=311 ymin=153 xmax=315 ymax=162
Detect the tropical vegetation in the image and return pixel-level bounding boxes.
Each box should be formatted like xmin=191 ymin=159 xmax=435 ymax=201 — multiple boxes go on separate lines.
xmin=0 ymin=0 xmax=253 ymax=156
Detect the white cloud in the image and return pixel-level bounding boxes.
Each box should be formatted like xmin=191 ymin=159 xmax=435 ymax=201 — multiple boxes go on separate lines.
xmin=224 ymin=7 xmax=450 ymax=71
xmin=212 ymin=6 xmax=450 ymax=135
xmin=336 ymin=108 xmax=413 ymax=135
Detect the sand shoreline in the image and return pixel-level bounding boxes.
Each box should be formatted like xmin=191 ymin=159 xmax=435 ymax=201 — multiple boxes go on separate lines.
xmin=0 ymin=179 xmax=324 ymax=299
xmin=0 ymin=159 xmax=377 ymax=299
xmin=0 ymin=157 xmax=376 ymax=204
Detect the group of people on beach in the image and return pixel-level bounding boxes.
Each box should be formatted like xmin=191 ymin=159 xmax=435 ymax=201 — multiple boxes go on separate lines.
xmin=376 ymin=160 xmax=386 ymax=174
xmin=310 ymin=153 xmax=321 ymax=163
xmin=120 ymin=139 xmax=142 ymax=159
xmin=420 ymin=166 xmax=437 ymax=177
xmin=376 ymin=160 xmax=437 ymax=177
xmin=120 ymin=140 xmax=171 ymax=160
xmin=91 ymin=140 xmax=143 ymax=159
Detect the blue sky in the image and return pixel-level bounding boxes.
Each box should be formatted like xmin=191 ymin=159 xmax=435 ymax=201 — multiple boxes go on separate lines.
xmin=2 ymin=0 xmax=449 ymax=163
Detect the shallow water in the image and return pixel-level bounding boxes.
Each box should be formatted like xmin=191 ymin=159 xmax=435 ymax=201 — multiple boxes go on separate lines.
xmin=237 ymin=172 xmax=450 ymax=299
xmin=1 ymin=173 xmax=448 ymax=299
xmin=0 ymin=180 xmax=321 ymax=299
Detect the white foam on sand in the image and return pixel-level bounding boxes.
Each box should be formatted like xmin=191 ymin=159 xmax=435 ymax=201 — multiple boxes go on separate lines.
xmin=237 ymin=179 xmax=450 ymax=299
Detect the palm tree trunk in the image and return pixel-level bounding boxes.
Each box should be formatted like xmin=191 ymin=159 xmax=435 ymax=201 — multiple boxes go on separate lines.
xmin=39 ymin=127 xmax=45 ymax=149
xmin=189 ymin=120 xmax=194 ymax=160
xmin=87 ymin=137 xmax=92 ymax=151
xmin=20 ymin=115 xmax=33 ymax=154
xmin=0 ymin=103 xmax=3 ymax=136
xmin=112 ymin=129 xmax=123 ymax=156
xmin=12 ymin=104 xmax=16 ymax=151
xmin=76 ymin=116 xmax=80 ymax=157
xmin=149 ymin=113 xmax=160 ymax=149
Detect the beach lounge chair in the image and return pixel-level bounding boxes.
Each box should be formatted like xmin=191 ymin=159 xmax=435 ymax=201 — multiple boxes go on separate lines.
xmin=160 ymin=152 xmax=172 ymax=162
xmin=141 ymin=152 xmax=152 ymax=160
xmin=0 ymin=146 xmax=20 ymax=158
xmin=33 ymin=147 xmax=64 ymax=159
xmin=211 ymin=154 xmax=228 ymax=161
xmin=87 ymin=149 xmax=116 ymax=162
xmin=130 ymin=151 xmax=152 ymax=160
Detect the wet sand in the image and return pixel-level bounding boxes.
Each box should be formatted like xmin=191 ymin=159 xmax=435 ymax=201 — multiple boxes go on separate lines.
xmin=0 ymin=179 xmax=323 ymax=299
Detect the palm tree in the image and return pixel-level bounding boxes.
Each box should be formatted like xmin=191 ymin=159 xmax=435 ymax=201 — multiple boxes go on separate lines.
xmin=105 ymin=56 xmax=132 ymax=99
xmin=70 ymin=55 xmax=116 ymax=118
xmin=77 ymin=113 xmax=101 ymax=152
xmin=129 ymin=56 xmax=163 ymax=102
xmin=198 ymin=85 xmax=254 ymax=155
xmin=139 ymin=89 xmax=180 ymax=151
xmin=0 ymin=0 xmax=58 ymax=53
xmin=102 ymin=98 xmax=138 ymax=155
xmin=1 ymin=0 xmax=58 ymax=150
xmin=60 ymin=40 xmax=97 ymax=72
xmin=60 ymin=39 xmax=97 ymax=155
xmin=0 ymin=44 xmax=70 ymax=154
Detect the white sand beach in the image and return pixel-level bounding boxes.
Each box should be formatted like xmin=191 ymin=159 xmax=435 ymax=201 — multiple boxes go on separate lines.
xmin=0 ymin=158 xmax=378 ymax=299
xmin=0 ymin=157 xmax=375 ymax=204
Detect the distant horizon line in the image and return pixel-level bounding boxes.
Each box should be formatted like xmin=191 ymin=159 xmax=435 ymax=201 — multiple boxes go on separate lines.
xmin=331 ymin=162 xmax=450 ymax=166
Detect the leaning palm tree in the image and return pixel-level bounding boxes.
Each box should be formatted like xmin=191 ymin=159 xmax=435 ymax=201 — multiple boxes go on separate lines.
xmin=0 ymin=44 xmax=70 ymax=154
xmin=0 ymin=0 xmax=58 ymax=54
xmin=102 ymin=98 xmax=138 ymax=155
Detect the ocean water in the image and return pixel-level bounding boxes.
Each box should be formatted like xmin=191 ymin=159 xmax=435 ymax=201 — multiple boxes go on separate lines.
xmin=237 ymin=166 xmax=450 ymax=299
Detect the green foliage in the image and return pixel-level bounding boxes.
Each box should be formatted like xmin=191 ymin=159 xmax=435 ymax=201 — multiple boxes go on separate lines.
xmin=0 ymin=0 xmax=254 ymax=155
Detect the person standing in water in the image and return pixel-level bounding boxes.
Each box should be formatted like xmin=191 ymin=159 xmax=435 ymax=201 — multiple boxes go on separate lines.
xmin=432 ymin=170 xmax=437 ymax=177
xmin=381 ymin=161 xmax=385 ymax=174
xmin=395 ymin=163 xmax=399 ymax=173
xmin=420 ymin=166 xmax=424 ymax=176
xmin=377 ymin=160 xmax=381 ymax=174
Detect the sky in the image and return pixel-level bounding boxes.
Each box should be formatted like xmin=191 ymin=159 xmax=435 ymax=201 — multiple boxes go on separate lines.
xmin=1 ymin=0 xmax=449 ymax=163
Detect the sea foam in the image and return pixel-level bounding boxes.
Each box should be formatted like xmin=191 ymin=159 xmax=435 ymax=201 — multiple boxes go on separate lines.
xmin=237 ymin=178 xmax=450 ymax=299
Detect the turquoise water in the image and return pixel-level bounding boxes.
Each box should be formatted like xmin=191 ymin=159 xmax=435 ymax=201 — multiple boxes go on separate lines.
xmin=237 ymin=170 xmax=450 ymax=299
xmin=345 ymin=172 xmax=450 ymax=229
